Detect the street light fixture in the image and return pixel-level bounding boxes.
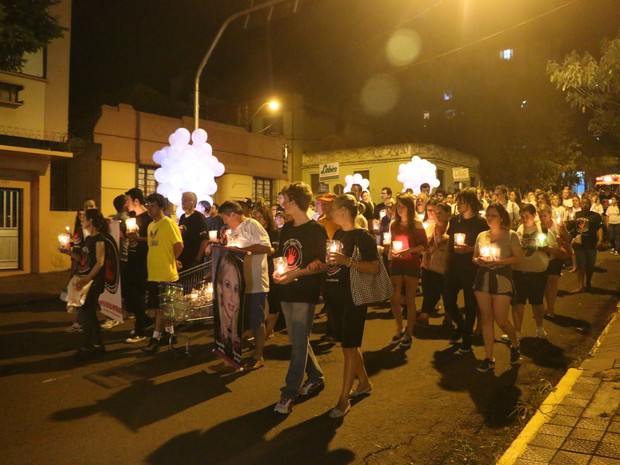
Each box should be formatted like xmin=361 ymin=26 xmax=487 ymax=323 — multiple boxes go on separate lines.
xmin=244 ymin=99 xmax=280 ymax=130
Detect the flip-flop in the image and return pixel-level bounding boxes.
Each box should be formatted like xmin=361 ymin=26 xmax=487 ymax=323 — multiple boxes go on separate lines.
xmin=328 ymin=404 xmax=351 ymax=419
xmin=348 ymin=385 xmax=373 ymax=398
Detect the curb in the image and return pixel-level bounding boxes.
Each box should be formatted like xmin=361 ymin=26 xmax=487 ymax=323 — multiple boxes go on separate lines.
xmin=496 ymin=368 xmax=582 ymax=465
xmin=497 ymin=307 xmax=620 ymax=465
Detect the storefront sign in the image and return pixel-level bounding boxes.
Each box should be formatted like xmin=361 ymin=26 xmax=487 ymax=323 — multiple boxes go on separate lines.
xmin=452 ymin=167 xmax=470 ymax=181
xmin=319 ymin=162 xmax=339 ymax=181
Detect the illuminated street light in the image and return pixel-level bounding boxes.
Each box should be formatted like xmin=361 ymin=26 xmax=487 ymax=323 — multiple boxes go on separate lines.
xmin=245 ymin=99 xmax=280 ymax=130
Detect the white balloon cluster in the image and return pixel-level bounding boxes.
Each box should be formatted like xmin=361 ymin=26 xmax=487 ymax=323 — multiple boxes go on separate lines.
xmin=152 ymin=128 xmax=225 ymax=217
xmin=397 ymin=155 xmax=440 ymax=194
xmin=343 ymin=173 xmax=370 ymax=194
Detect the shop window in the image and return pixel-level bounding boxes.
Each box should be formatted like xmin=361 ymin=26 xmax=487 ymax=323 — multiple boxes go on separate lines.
xmin=253 ymin=177 xmax=273 ymax=205
xmin=138 ymin=165 xmax=157 ymax=196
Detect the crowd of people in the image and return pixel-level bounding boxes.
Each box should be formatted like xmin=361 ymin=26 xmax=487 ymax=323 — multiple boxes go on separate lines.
xmin=59 ymin=179 xmax=620 ymax=417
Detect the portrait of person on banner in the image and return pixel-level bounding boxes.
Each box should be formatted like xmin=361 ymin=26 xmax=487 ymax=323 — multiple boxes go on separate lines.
xmin=213 ymin=248 xmax=245 ymax=363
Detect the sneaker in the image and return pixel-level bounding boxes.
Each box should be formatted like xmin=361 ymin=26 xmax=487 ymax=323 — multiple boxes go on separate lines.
xmin=274 ymin=397 xmax=293 ymax=415
xmin=500 ymin=331 xmax=522 ymax=343
xmin=399 ymin=334 xmax=413 ymax=349
xmin=299 ymin=380 xmax=325 ymax=396
xmin=457 ymin=342 xmax=472 ymax=354
xmin=244 ymin=357 xmax=265 ymax=371
xmin=390 ymin=328 xmax=406 ymax=344
xmin=510 ymin=345 xmax=521 ymax=364
xmin=535 ymin=327 xmax=547 ymax=339
xmin=160 ymin=332 xmax=177 ymax=346
xmin=65 ymin=322 xmax=83 ymax=333
xmin=126 ymin=335 xmax=147 ymax=344
xmin=101 ymin=319 xmax=119 ymax=329
xmin=449 ymin=330 xmax=462 ymax=344
xmin=141 ymin=337 xmax=160 ymax=355
xmin=477 ymin=358 xmax=496 ymax=372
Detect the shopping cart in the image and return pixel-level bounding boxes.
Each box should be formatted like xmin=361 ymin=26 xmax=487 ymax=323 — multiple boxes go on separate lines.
xmin=158 ymin=260 xmax=213 ymax=358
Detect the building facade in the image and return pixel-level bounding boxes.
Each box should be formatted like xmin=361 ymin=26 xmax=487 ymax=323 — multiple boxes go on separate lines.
xmin=0 ymin=0 xmax=74 ymax=277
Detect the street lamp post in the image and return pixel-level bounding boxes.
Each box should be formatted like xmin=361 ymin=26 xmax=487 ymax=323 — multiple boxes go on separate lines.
xmin=244 ymin=99 xmax=280 ymax=131
xmin=193 ymin=0 xmax=293 ymax=130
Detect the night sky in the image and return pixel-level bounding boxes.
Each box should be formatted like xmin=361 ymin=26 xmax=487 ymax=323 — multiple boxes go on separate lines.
xmin=69 ymin=0 xmax=620 ymax=145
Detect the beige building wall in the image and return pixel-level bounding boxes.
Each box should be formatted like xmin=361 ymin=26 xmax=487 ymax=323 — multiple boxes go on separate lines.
xmin=303 ymin=143 xmax=480 ymax=201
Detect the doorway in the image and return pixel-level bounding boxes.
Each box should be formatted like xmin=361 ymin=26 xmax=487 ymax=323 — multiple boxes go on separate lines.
xmin=0 ymin=188 xmax=21 ymax=269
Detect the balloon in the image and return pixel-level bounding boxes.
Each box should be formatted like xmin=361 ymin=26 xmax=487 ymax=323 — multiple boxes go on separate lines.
xmin=192 ymin=128 xmax=208 ymax=145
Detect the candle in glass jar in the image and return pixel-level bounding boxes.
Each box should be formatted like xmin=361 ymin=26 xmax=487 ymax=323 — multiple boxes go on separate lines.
xmin=536 ymin=233 xmax=547 ymax=247
xmin=383 ymin=232 xmax=391 ymax=244
xmin=392 ymin=240 xmax=403 ymax=252
xmin=327 ymin=240 xmax=343 ymax=253
xmin=208 ymin=230 xmax=217 ymax=240
xmin=480 ymin=246 xmax=492 ymax=259
xmin=125 ymin=217 xmax=137 ymax=233
xmin=454 ymin=233 xmax=466 ymax=246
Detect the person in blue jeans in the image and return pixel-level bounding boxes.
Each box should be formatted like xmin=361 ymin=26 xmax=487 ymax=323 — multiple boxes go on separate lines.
xmin=273 ymin=182 xmax=328 ymax=415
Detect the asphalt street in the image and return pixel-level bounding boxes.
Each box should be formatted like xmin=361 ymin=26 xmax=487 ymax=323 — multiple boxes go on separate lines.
xmin=1 ymin=254 xmax=619 ymax=465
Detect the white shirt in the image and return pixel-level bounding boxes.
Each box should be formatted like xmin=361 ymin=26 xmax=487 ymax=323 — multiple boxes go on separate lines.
xmin=230 ymin=218 xmax=270 ymax=294
xmin=607 ymin=205 xmax=620 ymax=225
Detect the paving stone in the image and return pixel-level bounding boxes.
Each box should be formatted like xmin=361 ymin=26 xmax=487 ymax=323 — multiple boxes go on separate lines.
xmin=575 ymin=417 xmax=611 ymax=431
xmin=549 ymin=414 xmax=580 ymax=427
xmin=554 ymin=405 xmax=586 ymax=417
xmin=539 ymin=423 xmax=574 ymax=437
xmin=596 ymin=440 xmax=620 ymax=459
xmin=515 ymin=458 xmax=548 ymax=465
xmin=520 ymin=445 xmax=557 ymax=462
xmin=563 ymin=396 xmax=591 ymax=407
xmin=609 ymin=421 xmax=620 ymax=434
xmin=530 ymin=433 xmax=566 ymax=449
xmin=569 ymin=427 xmax=606 ymax=442
xmin=550 ymin=450 xmax=591 ymax=464
xmin=571 ymin=384 xmax=600 ymax=398
xmin=577 ymin=376 xmax=603 ymax=385
xmin=561 ymin=438 xmax=599 ymax=454
xmin=590 ymin=456 xmax=620 ymax=465
xmin=602 ymin=432 xmax=620 ymax=445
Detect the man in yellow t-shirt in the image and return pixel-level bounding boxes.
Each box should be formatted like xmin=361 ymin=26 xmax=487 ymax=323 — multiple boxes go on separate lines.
xmin=142 ymin=193 xmax=183 ymax=355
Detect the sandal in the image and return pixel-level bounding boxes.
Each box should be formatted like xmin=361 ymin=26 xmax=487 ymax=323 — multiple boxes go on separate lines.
xmin=328 ymin=404 xmax=351 ymax=419
xmin=349 ymin=384 xmax=373 ymax=398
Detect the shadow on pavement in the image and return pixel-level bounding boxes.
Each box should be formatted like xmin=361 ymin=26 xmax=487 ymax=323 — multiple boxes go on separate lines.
xmin=363 ymin=345 xmax=408 ymax=377
xmin=518 ymin=338 xmax=569 ymax=369
xmin=145 ymin=406 xmax=354 ymax=465
xmin=50 ymin=369 xmax=243 ymax=431
xmin=432 ymin=347 xmax=521 ymax=427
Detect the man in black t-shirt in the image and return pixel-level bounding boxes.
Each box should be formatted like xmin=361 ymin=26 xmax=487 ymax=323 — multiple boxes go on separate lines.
xmin=571 ymin=197 xmax=603 ymax=292
xmin=272 ymin=182 xmax=327 ymax=415
xmin=178 ymin=192 xmax=208 ymax=270
xmin=124 ymin=188 xmax=153 ymax=343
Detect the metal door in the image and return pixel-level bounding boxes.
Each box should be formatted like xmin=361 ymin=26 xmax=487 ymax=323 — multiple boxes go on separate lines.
xmin=0 ymin=189 xmax=21 ymax=269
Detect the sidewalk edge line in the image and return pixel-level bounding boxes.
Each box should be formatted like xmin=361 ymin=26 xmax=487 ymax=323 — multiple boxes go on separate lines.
xmin=496 ymin=367 xmax=582 ymax=465
xmin=588 ymin=310 xmax=619 ymax=358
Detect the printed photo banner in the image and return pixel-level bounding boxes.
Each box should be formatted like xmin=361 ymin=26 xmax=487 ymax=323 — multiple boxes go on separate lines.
xmin=99 ymin=221 xmax=123 ymax=323
xmin=211 ymin=245 xmax=247 ymax=368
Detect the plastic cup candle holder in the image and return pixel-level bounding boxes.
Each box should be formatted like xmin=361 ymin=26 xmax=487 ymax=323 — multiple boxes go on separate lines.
xmin=480 ymin=246 xmax=492 ymax=259
xmin=536 ymin=233 xmax=547 ymax=247
xmin=454 ymin=233 xmax=466 ymax=246
xmin=125 ymin=218 xmax=137 ymax=233
xmin=383 ymin=232 xmax=392 ymax=245
xmin=274 ymin=257 xmax=287 ymax=275
xmin=58 ymin=232 xmax=71 ymax=247
xmin=392 ymin=240 xmax=403 ymax=252
xmin=208 ymin=230 xmax=218 ymax=241
xmin=372 ymin=219 xmax=380 ymax=233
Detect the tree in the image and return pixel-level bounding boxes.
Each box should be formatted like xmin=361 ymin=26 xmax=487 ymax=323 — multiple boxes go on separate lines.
xmin=547 ymin=32 xmax=620 ymax=146
xmin=0 ymin=0 xmax=64 ymax=72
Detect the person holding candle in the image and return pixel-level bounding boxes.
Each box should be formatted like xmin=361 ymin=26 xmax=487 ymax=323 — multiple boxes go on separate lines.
xmin=273 ymin=182 xmax=328 ymax=415
xmin=473 ymin=203 xmax=523 ymax=372
xmin=388 ymin=192 xmax=428 ymax=349
xmin=177 ymin=192 xmax=209 ymax=270
xmin=443 ymin=188 xmax=489 ymax=354
xmin=124 ymin=188 xmax=154 ymax=344
xmin=373 ymin=187 xmax=393 ymax=221
xmin=539 ymin=205 xmax=572 ymax=319
xmin=219 ymin=200 xmax=271 ymax=370
xmin=323 ymin=194 xmax=378 ymax=418
xmin=60 ymin=209 xmax=110 ymax=361
xmin=550 ymin=194 xmax=567 ymax=224
xmin=419 ymin=203 xmax=451 ymax=326
xmin=509 ymin=203 xmax=557 ymax=342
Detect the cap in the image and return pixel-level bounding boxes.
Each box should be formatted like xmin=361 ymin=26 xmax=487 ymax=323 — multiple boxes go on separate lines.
xmin=317 ymin=193 xmax=336 ymax=202
xmin=241 ymin=198 xmax=254 ymax=208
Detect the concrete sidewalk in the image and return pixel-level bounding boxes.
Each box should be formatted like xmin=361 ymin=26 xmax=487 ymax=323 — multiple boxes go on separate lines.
xmin=499 ymin=302 xmax=620 ymax=465
xmin=0 ymin=270 xmax=69 ymax=309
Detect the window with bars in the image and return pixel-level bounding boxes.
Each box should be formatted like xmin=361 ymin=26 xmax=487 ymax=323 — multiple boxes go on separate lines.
xmin=253 ymin=178 xmax=273 ymax=206
xmin=138 ymin=165 xmax=157 ymax=196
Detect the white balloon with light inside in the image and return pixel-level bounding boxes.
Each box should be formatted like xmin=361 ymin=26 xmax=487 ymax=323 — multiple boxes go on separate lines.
xmin=152 ymin=127 xmax=225 ymax=218
xmin=397 ymin=155 xmax=440 ymax=194
xmin=343 ymin=173 xmax=370 ymax=195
